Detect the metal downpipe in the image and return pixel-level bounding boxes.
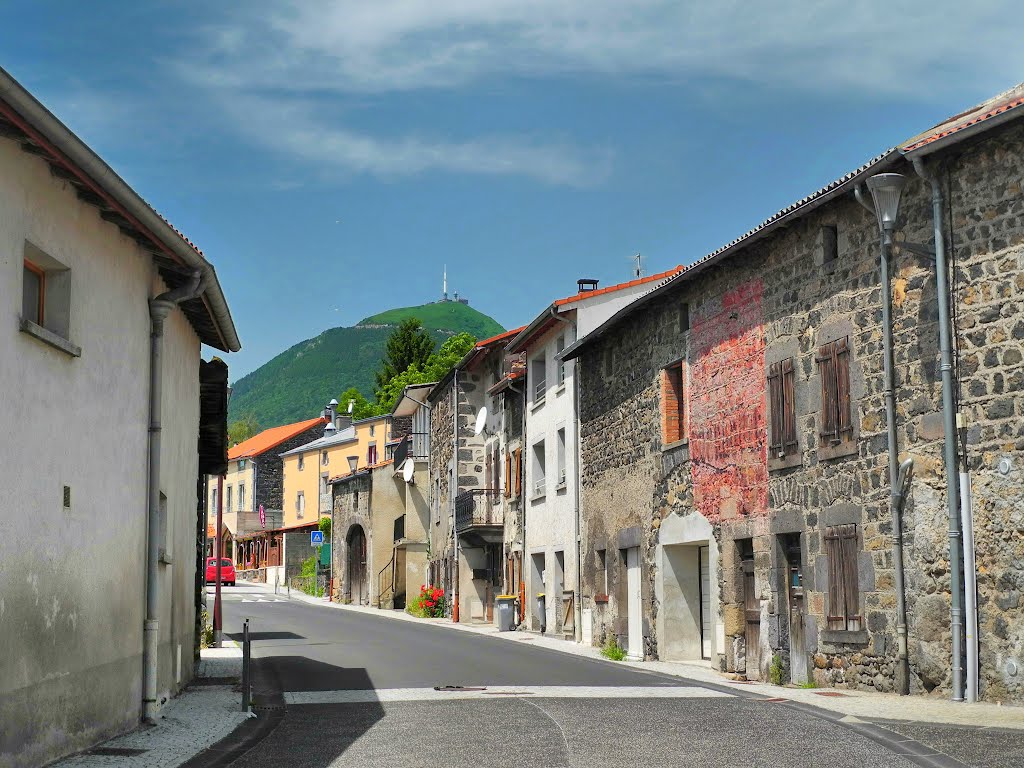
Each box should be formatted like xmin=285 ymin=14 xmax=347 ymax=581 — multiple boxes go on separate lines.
xmin=913 ymin=157 xmax=965 ymax=702
xmin=856 ymin=184 xmax=911 ymax=695
xmin=144 ymin=270 xmax=204 ymax=722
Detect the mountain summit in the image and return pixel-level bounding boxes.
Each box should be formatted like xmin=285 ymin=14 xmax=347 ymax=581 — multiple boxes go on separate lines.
xmin=227 ymin=302 xmax=504 ymax=429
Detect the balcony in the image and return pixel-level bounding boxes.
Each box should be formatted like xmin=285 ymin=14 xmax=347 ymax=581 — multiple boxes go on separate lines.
xmin=393 ymin=432 xmax=429 ymax=472
xmin=455 ymin=489 xmax=503 ymax=546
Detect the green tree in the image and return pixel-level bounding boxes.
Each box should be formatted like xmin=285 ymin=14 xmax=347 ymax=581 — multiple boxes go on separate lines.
xmin=228 ymin=413 xmax=260 ymax=446
xmin=373 ymin=333 xmax=478 ymax=413
xmin=374 ymin=318 xmax=434 ymax=391
xmin=337 ymin=387 xmax=378 ymax=420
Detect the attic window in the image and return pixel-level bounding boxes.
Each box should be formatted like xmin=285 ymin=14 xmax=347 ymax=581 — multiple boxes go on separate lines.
xmin=679 ymin=303 xmax=690 ymax=333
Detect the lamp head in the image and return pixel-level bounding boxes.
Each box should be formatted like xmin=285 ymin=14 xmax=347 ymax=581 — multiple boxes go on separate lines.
xmin=866 ymin=173 xmax=906 ymax=233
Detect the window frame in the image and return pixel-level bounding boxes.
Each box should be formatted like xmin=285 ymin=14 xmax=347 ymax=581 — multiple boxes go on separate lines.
xmin=816 ymin=337 xmax=856 ymax=460
xmin=660 ymin=358 xmax=686 ymax=447
xmin=23 ymin=259 xmax=46 ymax=326
xmin=767 ymin=357 xmax=800 ymax=470
xmin=298 ymin=454 xmax=305 ymax=471
xmin=296 ymin=490 xmax=305 ymax=518
xmin=531 ymin=440 xmax=545 ymax=499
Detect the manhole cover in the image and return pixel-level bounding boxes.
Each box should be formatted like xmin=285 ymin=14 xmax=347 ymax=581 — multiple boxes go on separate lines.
xmin=813 ymin=691 xmax=848 ymax=697
xmin=434 ymin=685 xmax=487 ymax=692
xmin=86 ymin=747 xmax=149 ymax=756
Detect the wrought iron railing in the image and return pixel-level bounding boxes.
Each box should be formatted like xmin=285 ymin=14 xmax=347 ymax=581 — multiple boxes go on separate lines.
xmin=455 ymin=489 xmax=502 ymax=532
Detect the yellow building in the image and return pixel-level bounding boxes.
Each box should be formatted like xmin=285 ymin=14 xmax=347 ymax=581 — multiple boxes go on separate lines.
xmin=280 ymin=414 xmax=393 ymax=530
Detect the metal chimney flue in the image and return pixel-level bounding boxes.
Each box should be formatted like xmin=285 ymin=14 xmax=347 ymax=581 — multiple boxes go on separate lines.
xmin=577 ymin=278 xmax=599 ymax=292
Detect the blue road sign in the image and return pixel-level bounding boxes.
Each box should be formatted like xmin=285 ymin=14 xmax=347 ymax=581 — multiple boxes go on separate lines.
xmin=311 ymin=530 xmax=324 ymax=545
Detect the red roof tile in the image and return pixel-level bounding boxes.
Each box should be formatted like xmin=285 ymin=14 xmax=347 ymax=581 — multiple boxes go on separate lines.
xmin=553 ymin=267 xmax=683 ymax=307
xmin=902 ymin=82 xmax=1024 ymax=153
xmin=477 ymin=326 xmax=526 ymax=347
xmin=227 ymin=417 xmax=327 ymax=460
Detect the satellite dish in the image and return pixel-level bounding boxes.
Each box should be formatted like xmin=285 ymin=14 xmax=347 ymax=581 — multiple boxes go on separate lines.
xmin=474 ymin=407 xmax=488 ymax=436
xmin=402 ymin=459 xmax=415 ymax=483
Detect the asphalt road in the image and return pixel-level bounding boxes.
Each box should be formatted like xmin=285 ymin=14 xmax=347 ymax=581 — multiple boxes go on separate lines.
xmin=210 ymin=583 xmax=1018 ymax=768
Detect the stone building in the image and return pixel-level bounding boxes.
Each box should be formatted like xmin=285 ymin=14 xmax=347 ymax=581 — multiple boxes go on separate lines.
xmin=564 ymin=84 xmax=1024 ymax=703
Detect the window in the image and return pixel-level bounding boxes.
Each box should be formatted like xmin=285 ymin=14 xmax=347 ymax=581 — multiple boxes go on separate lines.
xmin=532 ymin=440 xmax=546 ymax=498
xmin=296 ymin=491 xmax=305 ymax=518
xmin=21 ymin=243 xmax=76 ymax=355
xmin=226 ymin=485 xmax=232 ymax=512
xmin=212 ymin=487 xmax=218 ymax=512
xmin=367 ymin=443 xmax=378 ymax=465
xmin=556 ymin=335 xmax=566 ymax=385
xmin=819 ymin=225 xmax=838 ymax=268
xmin=493 ymin=444 xmax=501 ymax=493
xmin=679 ymin=303 xmax=690 ymax=333
xmin=768 ymin=358 xmax=798 ymax=459
xmin=321 ymin=450 xmax=329 ymax=466
xmin=824 ymin=524 xmax=861 ymax=631
xmin=238 ymin=459 xmax=246 ymax=471
xmin=661 ymin=360 xmax=685 ymax=445
xmin=298 ymin=454 xmax=305 ymax=471
xmin=485 ymin=447 xmax=493 ymax=491
xmin=238 ymin=483 xmax=245 ymax=511
xmin=817 ymin=337 xmax=853 ymax=446
xmin=370 ymin=424 xmax=376 ymax=437
xmin=532 ymin=356 xmax=546 ymax=404
xmin=556 ymin=428 xmax=566 ymax=487
xmin=321 ymin=474 xmax=329 ymax=496
xmin=158 ymin=492 xmax=170 ymax=561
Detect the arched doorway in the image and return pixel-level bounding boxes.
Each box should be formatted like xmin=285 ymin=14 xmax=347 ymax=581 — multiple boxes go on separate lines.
xmin=346 ymin=525 xmax=368 ymax=605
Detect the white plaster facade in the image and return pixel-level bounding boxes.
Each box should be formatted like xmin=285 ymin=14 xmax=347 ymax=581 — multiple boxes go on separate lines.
xmin=516 ymin=280 xmax=666 ymax=637
xmin=0 ymin=88 xmax=236 ymax=767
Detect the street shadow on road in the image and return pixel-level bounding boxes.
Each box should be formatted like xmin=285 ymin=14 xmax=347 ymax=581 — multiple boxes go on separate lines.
xmin=226 ymin=657 xmax=386 ymax=768
xmin=226 ymin=631 xmax=306 ymax=642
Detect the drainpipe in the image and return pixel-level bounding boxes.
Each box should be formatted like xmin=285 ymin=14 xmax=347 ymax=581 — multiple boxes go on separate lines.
xmin=145 ymin=268 xmax=205 ymax=723
xmin=451 ymin=370 xmax=460 ymax=623
xmin=912 ymin=158 xmax=965 ymax=702
xmin=508 ymin=380 xmax=528 ymax=626
xmin=549 ymin=307 xmax=583 ymax=643
xmin=854 ymin=184 xmax=911 ymax=695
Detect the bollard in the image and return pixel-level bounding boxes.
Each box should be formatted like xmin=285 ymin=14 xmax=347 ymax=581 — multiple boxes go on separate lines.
xmin=241 ymin=618 xmax=251 ymax=713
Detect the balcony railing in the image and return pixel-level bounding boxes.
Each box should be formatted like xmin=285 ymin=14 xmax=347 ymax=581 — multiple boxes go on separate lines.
xmin=455 ymin=489 xmax=502 ymax=533
xmin=393 ymin=432 xmax=430 ymax=470
xmin=534 ymin=378 xmax=546 ymax=403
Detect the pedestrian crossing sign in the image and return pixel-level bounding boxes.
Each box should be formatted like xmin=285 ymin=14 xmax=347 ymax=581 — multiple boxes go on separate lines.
xmin=311 ymin=530 xmax=324 ymax=545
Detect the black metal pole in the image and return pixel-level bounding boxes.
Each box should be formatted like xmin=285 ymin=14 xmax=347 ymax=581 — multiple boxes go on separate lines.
xmin=242 ymin=618 xmax=250 ymax=712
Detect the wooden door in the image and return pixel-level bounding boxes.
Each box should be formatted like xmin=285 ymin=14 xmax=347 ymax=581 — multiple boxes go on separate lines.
xmin=742 ymin=553 xmax=760 ymax=679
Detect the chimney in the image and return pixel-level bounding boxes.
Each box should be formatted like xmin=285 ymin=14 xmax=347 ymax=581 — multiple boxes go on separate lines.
xmin=577 ymin=278 xmax=599 ymax=293
xmin=325 ymin=399 xmax=338 ymax=435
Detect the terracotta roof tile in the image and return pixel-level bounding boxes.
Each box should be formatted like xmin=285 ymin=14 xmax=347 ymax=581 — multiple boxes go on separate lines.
xmin=553 ymin=267 xmax=683 ymax=307
xmin=902 ymin=82 xmax=1024 ymax=153
xmin=227 ymin=417 xmax=327 ymax=460
xmin=477 ymin=326 xmax=526 ymax=347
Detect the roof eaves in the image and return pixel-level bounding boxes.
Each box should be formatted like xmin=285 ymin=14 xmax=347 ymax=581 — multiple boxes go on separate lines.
xmin=562 ymin=148 xmax=900 ymax=361
xmin=901 ymin=94 xmax=1024 ymax=157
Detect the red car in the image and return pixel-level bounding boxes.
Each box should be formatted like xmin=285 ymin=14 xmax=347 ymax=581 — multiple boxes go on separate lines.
xmin=205 ymin=557 xmax=235 ymax=586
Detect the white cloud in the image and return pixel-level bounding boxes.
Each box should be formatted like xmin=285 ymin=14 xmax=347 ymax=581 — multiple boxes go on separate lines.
xmin=186 ymin=1 xmax=1024 ymax=96
xmin=224 ymin=97 xmax=611 ymax=187
xmin=176 ymin=1 xmax=1024 ymax=184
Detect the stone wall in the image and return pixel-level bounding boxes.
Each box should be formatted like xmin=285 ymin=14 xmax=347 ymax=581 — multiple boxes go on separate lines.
xmin=577 ymin=118 xmax=1024 ymax=702
xmin=254 ymin=423 xmax=325 ymax=513
xmin=331 ymin=472 xmax=374 ymax=604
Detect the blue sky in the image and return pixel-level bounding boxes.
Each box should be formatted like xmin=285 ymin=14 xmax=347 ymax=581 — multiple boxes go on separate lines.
xmin=2 ymin=1 xmax=1021 ymax=380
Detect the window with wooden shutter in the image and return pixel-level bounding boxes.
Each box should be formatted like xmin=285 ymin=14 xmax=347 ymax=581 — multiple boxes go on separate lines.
xmin=768 ymin=358 xmax=798 ymax=460
xmin=817 ymin=337 xmax=852 ymax=446
xmin=661 ymin=360 xmax=685 ymax=445
xmin=513 ymin=447 xmax=522 ymax=498
xmin=824 ymin=524 xmax=861 ymax=631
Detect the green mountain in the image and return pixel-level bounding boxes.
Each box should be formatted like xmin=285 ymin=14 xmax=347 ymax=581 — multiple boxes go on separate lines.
xmin=228 ymin=302 xmax=504 ymax=429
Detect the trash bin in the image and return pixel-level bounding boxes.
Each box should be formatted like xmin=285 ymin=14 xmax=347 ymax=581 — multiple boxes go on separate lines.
xmin=536 ymin=592 xmax=546 ymax=634
xmin=496 ymin=595 xmax=517 ymax=632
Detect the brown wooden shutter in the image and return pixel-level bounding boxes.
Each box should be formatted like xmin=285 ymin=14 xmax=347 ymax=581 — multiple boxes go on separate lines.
xmin=839 ymin=523 xmax=861 ymax=630
xmin=767 ymin=361 xmax=783 ymax=456
xmin=817 ymin=342 xmax=838 ymax=442
xmin=504 ymin=451 xmax=512 ymax=498
xmin=782 ymin=357 xmax=798 ymax=454
xmin=835 ymin=337 xmax=853 ymax=441
xmin=661 ymin=363 xmax=684 ymax=444
xmin=824 ymin=525 xmax=846 ymax=630
xmin=513 ymin=448 xmax=522 ymax=498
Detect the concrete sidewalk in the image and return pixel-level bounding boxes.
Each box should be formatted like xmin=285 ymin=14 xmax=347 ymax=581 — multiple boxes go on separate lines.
xmin=273 ymin=580 xmax=1024 ymax=732
xmin=50 ymin=643 xmax=250 ymax=767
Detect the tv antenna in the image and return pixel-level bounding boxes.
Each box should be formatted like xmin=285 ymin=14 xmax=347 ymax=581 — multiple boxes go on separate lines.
xmin=629 ymin=253 xmax=645 ymax=278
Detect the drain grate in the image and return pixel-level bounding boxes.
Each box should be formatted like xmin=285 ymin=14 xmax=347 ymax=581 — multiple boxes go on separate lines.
xmin=86 ymin=747 xmax=149 ymax=756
